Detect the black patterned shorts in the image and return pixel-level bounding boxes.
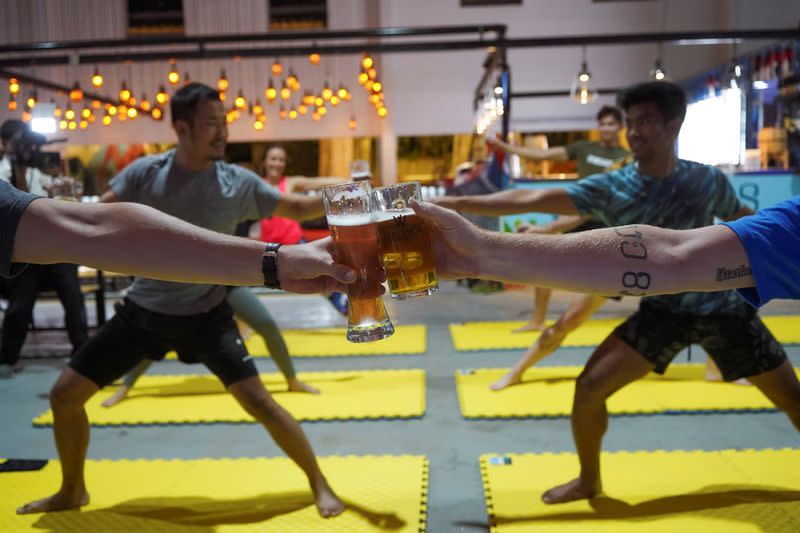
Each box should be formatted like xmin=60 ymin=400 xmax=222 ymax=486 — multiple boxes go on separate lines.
xmin=613 ymin=305 xmax=787 ymax=382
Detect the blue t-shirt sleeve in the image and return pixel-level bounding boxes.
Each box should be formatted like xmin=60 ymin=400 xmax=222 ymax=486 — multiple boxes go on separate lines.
xmin=721 ymin=196 xmax=800 ymax=307
xmin=232 ymin=165 xmax=281 ymax=220
xmin=0 ymin=180 xmax=42 ymax=278
xmin=565 ymin=172 xmax=613 ymax=226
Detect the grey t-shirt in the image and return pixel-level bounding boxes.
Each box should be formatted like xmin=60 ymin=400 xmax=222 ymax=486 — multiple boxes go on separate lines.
xmin=0 ymin=180 xmax=41 ymax=278
xmin=109 ymin=150 xmax=281 ymax=315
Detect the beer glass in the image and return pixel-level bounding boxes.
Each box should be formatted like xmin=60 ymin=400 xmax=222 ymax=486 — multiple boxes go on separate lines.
xmin=322 ymin=181 xmax=394 ymax=342
xmin=372 ymin=181 xmax=438 ymax=300
xmin=349 ymin=160 xmax=371 ymax=182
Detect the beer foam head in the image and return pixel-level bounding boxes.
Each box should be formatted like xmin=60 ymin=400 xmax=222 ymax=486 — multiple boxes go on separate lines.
xmin=374 ymin=208 xmax=415 ymax=223
xmin=326 ymin=213 xmax=374 ymax=226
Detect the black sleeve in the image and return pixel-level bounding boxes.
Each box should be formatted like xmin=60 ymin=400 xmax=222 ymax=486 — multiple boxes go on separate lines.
xmin=0 ymin=180 xmax=42 ymax=277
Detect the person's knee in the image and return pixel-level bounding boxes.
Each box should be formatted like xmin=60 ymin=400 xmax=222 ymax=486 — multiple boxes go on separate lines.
xmin=574 ymin=370 xmax=609 ymax=405
xmin=49 ymin=370 xmax=95 ymax=411
xmin=231 ymin=381 xmax=278 ymax=418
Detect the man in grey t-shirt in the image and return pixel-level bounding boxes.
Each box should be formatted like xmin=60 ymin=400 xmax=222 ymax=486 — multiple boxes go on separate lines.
xmin=19 ymin=83 xmax=345 ymax=518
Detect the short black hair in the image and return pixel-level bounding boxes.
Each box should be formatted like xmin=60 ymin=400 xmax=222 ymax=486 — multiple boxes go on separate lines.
xmin=617 ymin=81 xmax=687 ymax=123
xmin=0 ymin=119 xmax=27 ymax=143
xmin=596 ymin=105 xmax=622 ymax=124
xmin=170 ymin=82 xmax=220 ymax=125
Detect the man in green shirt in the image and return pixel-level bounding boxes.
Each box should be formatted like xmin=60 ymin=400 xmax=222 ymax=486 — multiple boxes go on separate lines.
xmin=489 ymin=105 xmax=629 ymax=178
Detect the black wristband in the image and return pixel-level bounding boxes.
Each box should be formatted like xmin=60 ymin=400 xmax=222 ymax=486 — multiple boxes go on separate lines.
xmin=262 ymin=243 xmax=282 ymax=289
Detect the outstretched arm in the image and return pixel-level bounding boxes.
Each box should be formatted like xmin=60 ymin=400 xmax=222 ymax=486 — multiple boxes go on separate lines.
xmin=413 ymin=200 xmax=752 ymax=296
xmin=12 ymin=199 xmax=355 ymax=294
xmin=431 ymin=187 xmax=580 ymax=217
xmin=488 ymin=138 xmax=569 ymax=162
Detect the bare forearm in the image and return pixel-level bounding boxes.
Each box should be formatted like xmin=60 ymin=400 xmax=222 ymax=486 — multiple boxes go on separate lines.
xmin=273 ymin=194 xmax=325 ymax=221
xmin=475 ymin=224 xmax=753 ymax=296
xmin=14 ymin=200 xmax=265 ymax=285
xmin=535 ymin=215 xmax=590 ymax=234
xmin=441 ymin=189 xmax=579 ymax=217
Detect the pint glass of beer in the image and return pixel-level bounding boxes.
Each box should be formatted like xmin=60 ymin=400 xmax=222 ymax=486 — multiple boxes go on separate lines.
xmin=322 ymin=181 xmax=394 ymax=342
xmin=372 ymin=181 xmax=438 ymax=300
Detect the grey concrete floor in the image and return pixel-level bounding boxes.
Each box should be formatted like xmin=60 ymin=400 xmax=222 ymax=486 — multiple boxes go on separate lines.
xmin=1 ymin=282 xmax=799 ymax=532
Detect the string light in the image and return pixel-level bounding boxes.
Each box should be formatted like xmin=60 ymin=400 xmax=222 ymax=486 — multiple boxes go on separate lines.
xmin=107 ymin=104 xmax=117 ymax=115
xmin=54 ymin=100 xmax=63 ymax=117
xmin=9 ymin=78 xmax=19 ymax=95
xmin=69 ymin=82 xmax=83 ymax=102
xmin=298 ymin=103 xmax=308 ymax=115
xmin=7 ymin=95 xmax=17 ymax=111
xmin=68 ymin=121 xmax=77 ymax=130
xmin=302 ymin=91 xmax=315 ymax=105
xmin=368 ymin=68 xmax=377 ymax=79
xmin=156 ymin=86 xmax=169 ymax=105
xmin=91 ymin=67 xmax=103 ymax=88
xmin=168 ymin=62 xmax=180 ymax=85
xmin=79 ymin=119 xmax=88 ymax=129
xmin=309 ymin=51 xmax=321 ymax=65
xmin=314 ymin=96 xmax=323 ymax=107
xmin=361 ymin=54 xmax=374 ymax=69
xmin=348 ymin=116 xmax=357 ymax=129
xmin=322 ymin=82 xmax=333 ymax=101
xmin=81 ymin=106 xmax=92 ymax=119
xmin=234 ymin=90 xmax=246 ymax=110
xmin=252 ymin=101 xmax=264 ymax=116
xmin=289 ymin=107 xmax=298 ymax=119
xmin=287 ymin=69 xmax=299 ymax=91
xmin=377 ymin=106 xmax=388 ymax=118
xmin=151 ymin=107 xmax=163 ymax=120
xmin=254 ymin=119 xmax=264 ymax=130
xmin=265 ymin=79 xmax=277 ymax=102
xmin=358 ymin=70 xmax=369 ymax=85
xmin=65 ymin=105 xmax=76 ymax=120
xmin=59 ymin=119 xmax=68 ymax=130
xmin=102 ymin=113 xmax=112 ymax=126
xmin=140 ymin=94 xmax=151 ymax=111
xmin=337 ymin=85 xmax=348 ymax=99
xmin=119 ymin=82 xmax=131 ymax=103
xmin=26 ymin=90 xmax=37 ymax=108
xmin=280 ymin=81 xmax=291 ymax=100
xmin=127 ymin=107 xmax=138 ymax=119
xmin=217 ymin=69 xmax=229 ymax=92
xmin=372 ymin=80 xmax=382 ymax=93
xmin=91 ymin=99 xmax=102 ymax=109
xmin=272 ymin=59 xmax=282 ymax=76
xmin=312 ymin=111 xmax=321 ymax=121
xmin=279 ymin=106 xmax=288 ymax=120
xmin=330 ymin=95 xmax=340 ymax=106
xmin=317 ymin=105 xmax=327 ymax=116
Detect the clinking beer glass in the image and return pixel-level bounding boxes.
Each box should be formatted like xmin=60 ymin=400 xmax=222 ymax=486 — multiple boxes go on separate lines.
xmin=372 ymin=181 xmax=439 ymax=300
xmin=322 ymin=180 xmax=394 ymax=342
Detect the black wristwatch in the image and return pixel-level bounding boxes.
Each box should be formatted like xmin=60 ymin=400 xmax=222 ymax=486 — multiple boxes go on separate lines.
xmin=262 ymin=243 xmax=282 ymax=289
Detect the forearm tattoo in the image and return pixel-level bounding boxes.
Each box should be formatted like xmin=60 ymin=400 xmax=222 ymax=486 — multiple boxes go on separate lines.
xmin=614 ymin=226 xmax=651 ymax=296
xmin=715 ymin=264 xmax=752 ymax=282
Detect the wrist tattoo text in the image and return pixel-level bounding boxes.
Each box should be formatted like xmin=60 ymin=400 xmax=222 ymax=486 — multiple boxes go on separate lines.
xmin=716 ymin=264 xmax=752 ymax=282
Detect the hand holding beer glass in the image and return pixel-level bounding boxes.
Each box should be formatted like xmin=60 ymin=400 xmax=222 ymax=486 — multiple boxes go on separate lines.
xmin=372 ymin=181 xmax=439 ymax=300
xmin=322 ymin=181 xmax=395 ymax=342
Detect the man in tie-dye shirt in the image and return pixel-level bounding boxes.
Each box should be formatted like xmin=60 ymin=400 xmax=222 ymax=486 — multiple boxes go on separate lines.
xmin=433 ymin=81 xmax=798 ymax=505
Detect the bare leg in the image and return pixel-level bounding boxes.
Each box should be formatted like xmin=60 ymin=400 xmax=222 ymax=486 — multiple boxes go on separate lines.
xmin=748 ymin=359 xmax=800 ymax=431
xmin=17 ymin=368 xmax=98 ymax=514
xmin=492 ymin=295 xmax=606 ymax=391
xmin=542 ymin=335 xmax=653 ymax=504
xmin=228 ymin=376 xmax=344 ymax=517
xmin=513 ymin=287 xmax=552 ymax=333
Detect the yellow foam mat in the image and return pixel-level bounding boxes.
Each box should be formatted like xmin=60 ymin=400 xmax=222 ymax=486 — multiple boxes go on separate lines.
xmin=0 ymin=455 xmax=428 ymax=532
xmin=480 ymin=448 xmax=800 ymax=532
xmin=456 ymin=364 xmax=800 ymax=418
xmin=33 ymin=369 xmax=425 ymax=426
xmin=164 ymin=324 xmax=426 ymax=359
xmin=450 ymin=315 xmax=800 ymax=351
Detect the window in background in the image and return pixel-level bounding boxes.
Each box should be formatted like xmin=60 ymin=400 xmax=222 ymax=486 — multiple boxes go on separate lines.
xmin=678 ymin=88 xmax=743 ymax=166
xmin=127 ymin=0 xmax=184 ymax=36
xmin=269 ymin=0 xmax=327 ymax=30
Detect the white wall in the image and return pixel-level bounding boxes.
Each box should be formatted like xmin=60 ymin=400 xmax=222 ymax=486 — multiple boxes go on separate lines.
xmin=0 ymin=0 xmax=797 ymax=145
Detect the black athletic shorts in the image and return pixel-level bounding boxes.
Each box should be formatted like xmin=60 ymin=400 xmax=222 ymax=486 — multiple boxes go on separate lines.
xmin=69 ymin=298 xmax=257 ymax=388
xmin=613 ymin=303 xmax=786 ymax=382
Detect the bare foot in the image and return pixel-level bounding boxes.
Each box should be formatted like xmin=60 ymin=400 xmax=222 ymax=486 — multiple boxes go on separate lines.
xmin=541 ymin=477 xmax=600 ymax=505
xmin=512 ymin=322 xmax=545 ymax=334
xmin=489 ymin=372 xmax=522 ymax=391
xmin=287 ymin=378 xmax=320 ymax=395
xmin=101 ymin=386 xmax=130 ymax=408
xmin=311 ymin=477 xmax=345 ymax=518
xmin=17 ymin=489 xmax=89 ymax=514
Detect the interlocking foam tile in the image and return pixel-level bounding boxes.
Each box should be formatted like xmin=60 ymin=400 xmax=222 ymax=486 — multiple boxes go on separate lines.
xmin=0 ymin=455 xmax=428 ymax=533
xmin=33 ymin=369 xmax=425 ymax=426
xmin=164 ymin=324 xmax=426 ymax=359
xmin=480 ymin=448 xmax=800 ymax=533
xmin=449 ymin=315 xmax=800 ymax=351
xmin=456 ymin=364 xmax=800 ymax=419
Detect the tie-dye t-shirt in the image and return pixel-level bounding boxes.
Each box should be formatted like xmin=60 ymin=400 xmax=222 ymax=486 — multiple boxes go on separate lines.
xmin=566 ymin=159 xmax=751 ymax=317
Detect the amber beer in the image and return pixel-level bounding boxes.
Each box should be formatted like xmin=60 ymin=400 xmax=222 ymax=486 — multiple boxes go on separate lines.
xmin=323 ymin=180 xmax=394 ymax=342
xmin=372 ymin=181 xmax=439 ymax=300
xmin=376 ymin=210 xmax=438 ymax=299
